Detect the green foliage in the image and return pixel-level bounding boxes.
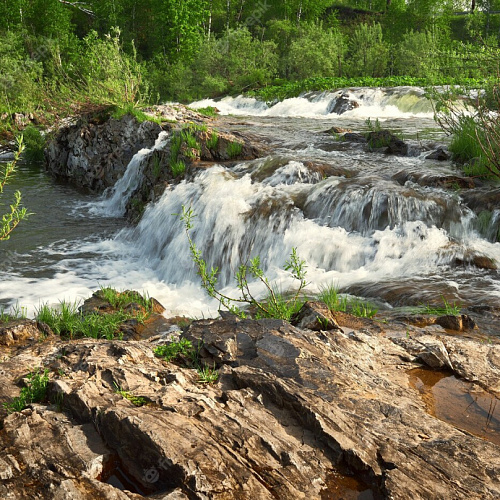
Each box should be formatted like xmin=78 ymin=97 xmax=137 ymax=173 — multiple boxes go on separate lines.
xmin=0 ymin=302 xmax=27 ymax=323
xmin=3 ymin=369 xmax=50 ymax=414
xmin=435 ymin=85 xmax=500 ymax=180
xmin=154 ymin=338 xmax=194 ymax=362
xmin=98 ymin=286 xmax=154 ymax=311
xmin=420 ymin=297 xmax=461 ymax=316
xmin=154 ymin=338 xmax=219 ymax=385
xmin=35 ymin=293 xmax=152 ymax=340
xmin=287 ymin=22 xmax=345 ymax=80
xmin=113 ymin=383 xmax=149 ymax=407
xmin=345 ymin=23 xmax=388 ymax=77
xmin=181 ymin=130 xmax=201 ymax=151
xmin=178 ymin=205 xmax=308 ymax=320
xmin=196 ymin=363 xmax=219 ymax=385
xmin=227 ymin=141 xmax=243 ymax=158
xmin=0 ymin=136 xmax=30 ymax=241
xmin=22 ymin=126 xmax=46 ymax=163
xmin=170 ymin=159 xmax=186 ymax=177
xmin=111 ymin=104 xmax=161 ymax=124
xmin=206 ymin=130 xmax=219 ymax=150
xmin=195 ymin=106 xmax=218 ymax=117
xmin=318 ymin=283 xmax=378 ymax=318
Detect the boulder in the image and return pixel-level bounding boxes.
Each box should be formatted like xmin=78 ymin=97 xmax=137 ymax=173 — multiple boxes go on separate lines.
xmin=327 ymin=94 xmax=360 ymax=115
xmin=45 ymin=114 xmax=162 ymax=193
xmin=290 ymin=301 xmax=342 ymax=331
xmin=425 ymin=148 xmax=450 ymax=161
xmin=367 ymin=130 xmax=408 ymax=155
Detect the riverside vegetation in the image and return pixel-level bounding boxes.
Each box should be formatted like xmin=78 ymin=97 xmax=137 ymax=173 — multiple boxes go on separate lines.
xmin=2 ymin=1 xmax=500 ymax=133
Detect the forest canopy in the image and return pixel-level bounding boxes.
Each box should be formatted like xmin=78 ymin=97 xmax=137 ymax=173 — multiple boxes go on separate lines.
xmin=1 ymin=0 xmax=500 ymax=119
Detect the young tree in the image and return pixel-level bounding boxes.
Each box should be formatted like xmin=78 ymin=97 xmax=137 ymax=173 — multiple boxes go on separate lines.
xmin=0 ymin=137 xmax=29 ymax=241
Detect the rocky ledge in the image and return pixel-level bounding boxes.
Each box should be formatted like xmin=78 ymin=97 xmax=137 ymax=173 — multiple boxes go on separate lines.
xmin=44 ymin=105 xmax=265 ymax=220
xmin=1 ymin=298 xmax=499 ymax=499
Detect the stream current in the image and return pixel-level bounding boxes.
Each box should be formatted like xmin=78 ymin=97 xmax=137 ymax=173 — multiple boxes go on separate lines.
xmin=1 ymin=87 xmax=499 ymax=333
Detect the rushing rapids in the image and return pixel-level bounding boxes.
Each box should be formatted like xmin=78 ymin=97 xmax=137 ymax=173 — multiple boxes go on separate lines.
xmin=0 ymin=87 xmax=499 ymax=327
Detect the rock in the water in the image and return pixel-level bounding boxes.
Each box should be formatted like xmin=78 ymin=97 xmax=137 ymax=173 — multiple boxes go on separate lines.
xmin=327 ymin=94 xmax=360 ymax=115
xmin=367 ymin=130 xmax=408 ymax=155
xmin=436 ymin=314 xmax=477 ymax=332
xmin=45 ymin=114 xmax=162 ymax=193
xmin=425 ymin=147 xmax=450 ymax=161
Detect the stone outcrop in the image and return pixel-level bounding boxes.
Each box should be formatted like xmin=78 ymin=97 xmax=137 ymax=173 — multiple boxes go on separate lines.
xmin=45 ymin=113 xmax=162 ymax=193
xmin=367 ymin=130 xmax=408 ymax=155
xmin=327 ymin=93 xmax=360 ymax=115
xmin=1 ymin=300 xmax=500 ymax=499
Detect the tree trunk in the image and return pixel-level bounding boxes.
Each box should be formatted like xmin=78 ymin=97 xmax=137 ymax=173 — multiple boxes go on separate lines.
xmin=471 ymin=0 xmax=476 ymax=13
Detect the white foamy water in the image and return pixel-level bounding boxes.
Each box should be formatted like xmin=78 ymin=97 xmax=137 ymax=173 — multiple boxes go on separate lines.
xmin=1 ymin=96 xmax=499 ymax=322
xmin=90 ymin=131 xmax=169 ymax=217
xmin=190 ymin=86 xmax=434 ymax=120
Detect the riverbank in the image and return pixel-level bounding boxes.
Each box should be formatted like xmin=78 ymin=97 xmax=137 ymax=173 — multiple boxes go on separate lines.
xmin=1 ymin=292 xmax=499 ymax=499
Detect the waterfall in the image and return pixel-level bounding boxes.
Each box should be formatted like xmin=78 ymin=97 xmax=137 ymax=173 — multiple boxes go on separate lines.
xmin=90 ymin=131 xmax=169 ymax=217
xmin=190 ymin=86 xmax=434 ymax=119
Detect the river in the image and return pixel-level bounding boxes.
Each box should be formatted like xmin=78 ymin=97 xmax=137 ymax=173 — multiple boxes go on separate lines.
xmin=1 ymin=87 xmax=499 ymax=334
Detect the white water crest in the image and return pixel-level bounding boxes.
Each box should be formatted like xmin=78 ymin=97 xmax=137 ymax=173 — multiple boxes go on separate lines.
xmin=116 ymin=161 xmax=500 ymax=309
xmin=90 ymin=131 xmax=170 ymax=217
xmin=190 ymin=86 xmax=434 ymax=120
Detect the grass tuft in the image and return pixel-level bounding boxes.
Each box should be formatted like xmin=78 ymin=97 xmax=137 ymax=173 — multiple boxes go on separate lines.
xmin=3 ymin=369 xmax=50 ymax=414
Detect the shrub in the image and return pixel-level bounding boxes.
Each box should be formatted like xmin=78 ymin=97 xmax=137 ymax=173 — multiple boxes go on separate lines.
xmin=178 ymin=206 xmax=307 ymax=320
xmin=22 ymin=125 xmax=46 ymax=163
xmin=345 ymin=23 xmax=389 ymax=78
xmin=287 ymin=22 xmax=345 ymax=80
xmin=3 ymin=369 xmax=50 ymax=414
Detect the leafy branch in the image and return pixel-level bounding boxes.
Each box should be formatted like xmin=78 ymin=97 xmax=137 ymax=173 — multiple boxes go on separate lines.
xmin=178 ymin=205 xmax=307 ymax=319
xmin=1 ymin=136 xmax=30 ymax=241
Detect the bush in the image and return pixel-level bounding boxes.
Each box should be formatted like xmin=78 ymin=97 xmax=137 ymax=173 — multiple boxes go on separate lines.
xmin=287 ymin=22 xmax=345 ymax=80
xmin=345 ymin=23 xmax=389 ymax=77
xmin=22 ymin=125 xmax=46 ymax=163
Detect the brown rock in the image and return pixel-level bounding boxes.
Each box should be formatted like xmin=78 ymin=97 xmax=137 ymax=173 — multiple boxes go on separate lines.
xmin=290 ymin=301 xmax=342 ymax=331
xmin=0 ymin=315 xmax=499 ymax=499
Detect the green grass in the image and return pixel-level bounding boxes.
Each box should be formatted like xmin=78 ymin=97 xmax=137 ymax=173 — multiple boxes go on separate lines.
xmin=114 ymin=383 xmax=149 ymax=407
xmin=197 ymin=363 xmax=219 ymax=384
xmin=22 ymin=125 xmax=46 ymax=164
xmin=195 ymin=106 xmax=218 ymax=117
xmin=35 ymin=299 xmax=147 ymax=340
xmin=111 ymin=104 xmax=162 ymax=124
xmin=3 ymin=369 xmax=50 ymax=414
xmin=227 ymin=141 xmax=243 ymax=158
xmin=154 ymin=339 xmax=219 ymax=385
xmin=318 ymin=284 xmax=378 ymax=318
xmin=154 ymin=338 xmax=194 ymax=362
xmin=255 ymin=289 xmax=305 ymax=321
xmin=170 ymin=159 xmax=186 ymax=177
xmin=98 ymin=287 xmax=153 ymax=311
xmin=0 ymin=302 xmax=27 ymax=323
xmin=448 ymin=115 xmax=495 ymax=178
xmin=420 ymin=297 xmax=461 ymax=316
xmin=206 ymin=130 xmax=219 ymax=150
xmin=181 ymin=130 xmax=201 ymax=151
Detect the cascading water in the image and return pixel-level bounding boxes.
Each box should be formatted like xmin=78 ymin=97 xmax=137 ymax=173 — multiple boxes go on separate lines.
xmin=190 ymin=86 xmax=434 ymax=119
xmin=0 ymin=86 xmax=499 ymax=326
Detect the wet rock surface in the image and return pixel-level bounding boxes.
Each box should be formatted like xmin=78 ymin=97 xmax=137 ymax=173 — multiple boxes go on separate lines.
xmin=1 ymin=304 xmax=500 ymax=499
xmin=45 ymin=113 xmax=162 ymax=193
